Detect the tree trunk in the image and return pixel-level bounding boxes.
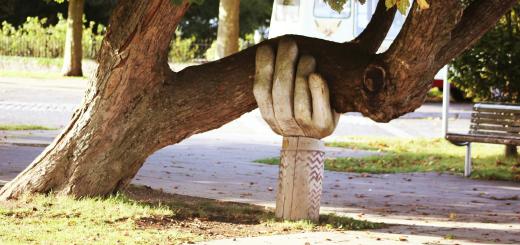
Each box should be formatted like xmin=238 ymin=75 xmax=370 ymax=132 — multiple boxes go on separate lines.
xmin=216 ymin=0 xmax=240 ymax=58
xmin=505 ymin=145 xmax=518 ymax=158
xmin=1 ymin=0 xmax=192 ymax=199
xmin=0 ymin=0 xmax=516 ymax=200
xmin=62 ymin=0 xmax=84 ymax=77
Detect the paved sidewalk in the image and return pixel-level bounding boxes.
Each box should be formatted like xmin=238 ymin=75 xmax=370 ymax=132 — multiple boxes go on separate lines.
xmin=1 ymin=125 xmax=519 ymax=244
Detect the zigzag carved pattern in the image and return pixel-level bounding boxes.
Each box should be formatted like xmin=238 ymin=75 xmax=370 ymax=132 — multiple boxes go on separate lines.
xmin=304 ymin=150 xmax=324 ymax=219
xmin=278 ymin=150 xmax=290 ymax=197
xmin=279 ymin=150 xmax=289 ymax=181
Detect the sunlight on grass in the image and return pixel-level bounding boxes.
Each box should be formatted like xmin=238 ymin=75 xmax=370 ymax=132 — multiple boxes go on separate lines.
xmin=0 ymin=186 xmax=382 ymax=244
xmin=256 ymin=137 xmax=520 ymax=181
xmin=259 ymin=214 xmax=383 ymax=232
xmin=0 ymin=124 xmax=56 ymax=131
xmin=0 ymin=70 xmax=86 ymax=80
xmin=0 ymin=56 xmax=63 ymax=67
xmin=0 ymin=194 xmax=196 ymax=244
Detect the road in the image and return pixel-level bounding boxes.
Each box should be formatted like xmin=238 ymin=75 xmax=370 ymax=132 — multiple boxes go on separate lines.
xmin=0 ymin=76 xmax=473 ymax=138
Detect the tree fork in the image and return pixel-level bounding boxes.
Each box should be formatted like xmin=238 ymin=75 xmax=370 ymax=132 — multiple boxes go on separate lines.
xmin=352 ymin=0 xmax=397 ymax=53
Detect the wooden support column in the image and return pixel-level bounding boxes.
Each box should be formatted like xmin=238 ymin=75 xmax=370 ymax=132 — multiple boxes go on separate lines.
xmin=276 ymin=136 xmax=325 ymax=221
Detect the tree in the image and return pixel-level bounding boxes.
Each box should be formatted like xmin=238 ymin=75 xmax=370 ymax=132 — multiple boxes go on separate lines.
xmin=179 ymin=0 xmax=272 ymax=41
xmin=216 ymin=0 xmax=240 ymax=58
xmin=0 ymin=0 xmax=517 ymax=199
xmin=61 ymin=0 xmax=84 ymax=76
xmin=451 ymin=3 xmax=520 ymax=158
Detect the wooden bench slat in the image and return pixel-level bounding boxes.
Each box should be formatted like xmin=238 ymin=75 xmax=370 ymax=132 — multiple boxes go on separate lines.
xmin=474 ymin=103 xmax=520 ymax=113
xmin=446 ymin=133 xmax=520 ymax=145
xmin=471 ymin=118 xmax=520 ymax=127
xmin=473 ymin=113 xmax=520 ymax=121
xmin=470 ymin=124 xmax=520 ymax=133
xmin=476 ymin=108 xmax=520 ymax=114
xmin=468 ymin=130 xmax=520 ymax=138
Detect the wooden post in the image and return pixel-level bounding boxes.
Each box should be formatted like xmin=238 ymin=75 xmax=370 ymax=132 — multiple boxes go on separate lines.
xmin=276 ymin=136 xmax=325 ymax=222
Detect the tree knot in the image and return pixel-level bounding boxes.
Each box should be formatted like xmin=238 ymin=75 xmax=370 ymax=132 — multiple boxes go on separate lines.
xmin=363 ymin=65 xmax=386 ymax=93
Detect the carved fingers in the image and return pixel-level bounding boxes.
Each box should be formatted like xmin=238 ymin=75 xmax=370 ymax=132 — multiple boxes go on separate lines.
xmin=254 ymin=38 xmax=339 ymax=139
xmin=254 ymin=45 xmax=282 ymax=134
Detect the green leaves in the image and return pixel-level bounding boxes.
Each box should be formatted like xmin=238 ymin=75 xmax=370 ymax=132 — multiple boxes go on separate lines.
xmin=385 ymin=0 xmax=430 ymax=15
xmin=416 ymin=0 xmax=430 ymax=9
xmin=385 ymin=0 xmax=408 ymax=15
xmin=451 ymin=4 xmax=520 ymax=104
xmin=323 ymin=0 xmax=430 ymax=16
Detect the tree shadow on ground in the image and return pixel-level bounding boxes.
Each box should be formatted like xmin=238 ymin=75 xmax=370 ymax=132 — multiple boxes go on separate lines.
xmin=124 ymin=184 xmax=383 ymax=231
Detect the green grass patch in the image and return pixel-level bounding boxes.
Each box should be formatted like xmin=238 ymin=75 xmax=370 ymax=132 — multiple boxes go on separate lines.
xmin=0 ymin=185 xmax=382 ymax=244
xmin=0 ymin=124 xmax=56 ymax=131
xmin=0 ymin=70 xmax=86 ymax=80
xmin=256 ymin=137 xmax=520 ymax=181
xmin=0 ymin=56 xmax=63 ymax=67
xmin=0 ymin=194 xmax=195 ymax=244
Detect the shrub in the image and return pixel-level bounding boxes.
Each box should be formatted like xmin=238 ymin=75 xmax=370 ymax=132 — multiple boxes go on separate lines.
xmin=0 ymin=14 xmax=104 ymax=59
xmin=450 ymin=5 xmax=520 ymax=103
xmin=169 ymin=29 xmax=199 ymax=63
xmin=1 ymin=16 xmax=204 ymax=63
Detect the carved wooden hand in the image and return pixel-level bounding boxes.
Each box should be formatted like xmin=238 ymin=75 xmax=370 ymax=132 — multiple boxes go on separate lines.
xmin=253 ymin=38 xmax=339 ymax=139
xmin=253 ymin=38 xmax=339 ymax=221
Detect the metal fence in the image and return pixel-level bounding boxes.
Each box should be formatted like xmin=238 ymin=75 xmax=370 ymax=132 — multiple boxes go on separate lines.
xmin=0 ymin=34 xmax=102 ymax=59
xmin=0 ymin=35 xmax=253 ymax=61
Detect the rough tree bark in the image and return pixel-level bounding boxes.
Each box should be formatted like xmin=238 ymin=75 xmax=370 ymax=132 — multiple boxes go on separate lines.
xmin=216 ymin=0 xmax=240 ymax=58
xmin=62 ymin=0 xmax=84 ymax=77
xmin=0 ymin=0 xmax=517 ymax=199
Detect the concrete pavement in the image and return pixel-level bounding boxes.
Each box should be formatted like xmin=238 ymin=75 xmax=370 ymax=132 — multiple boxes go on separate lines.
xmin=1 ymin=130 xmax=519 ymax=244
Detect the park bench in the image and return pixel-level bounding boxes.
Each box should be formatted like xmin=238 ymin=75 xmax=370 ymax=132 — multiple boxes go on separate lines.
xmin=446 ymin=103 xmax=520 ymax=177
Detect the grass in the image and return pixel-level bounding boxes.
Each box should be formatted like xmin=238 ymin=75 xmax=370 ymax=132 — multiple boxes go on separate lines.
xmin=0 ymin=124 xmax=56 ymax=131
xmin=0 ymin=185 xmax=383 ymax=244
xmin=0 ymin=55 xmax=63 ymax=67
xmin=256 ymin=137 xmax=520 ymax=181
xmin=0 ymin=70 xmax=86 ymax=80
xmin=0 ymin=194 xmax=192 ymax=244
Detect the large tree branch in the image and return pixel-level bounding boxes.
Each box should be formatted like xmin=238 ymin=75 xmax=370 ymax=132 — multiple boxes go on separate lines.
xmin=352 ymin=0 xmax=397 ymax=53
xmin=170 ymin=0 xmax=517 ymax=127
xmin=434 ymin=0 xmax=518 ymax=69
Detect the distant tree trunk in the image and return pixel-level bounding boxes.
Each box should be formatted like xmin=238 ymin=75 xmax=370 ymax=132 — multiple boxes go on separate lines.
xmin=0 ymin=0 xmax=516 ymax=200
xmin=62 ymin=0 xmax=84 ymax=77
xmin=216 ymin=0 xmax=240 ymax=59
xmin=505 ymin=145 xmax=518 ymax=158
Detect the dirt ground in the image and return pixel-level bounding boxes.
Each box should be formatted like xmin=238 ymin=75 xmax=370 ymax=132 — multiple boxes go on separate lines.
xmin=125 ymin=184 xmax=520 ymax=245
xmin=124 ymin=185 xmax=377 ymax=242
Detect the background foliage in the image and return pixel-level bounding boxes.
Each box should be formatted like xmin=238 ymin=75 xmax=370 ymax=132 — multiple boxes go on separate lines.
xmin=451 ymin=4 xmax=520 ymax=103
xmin=0 ymin=15 xmax=103 ymax=59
